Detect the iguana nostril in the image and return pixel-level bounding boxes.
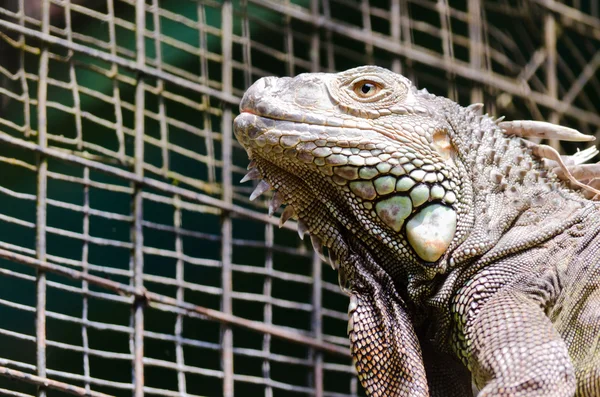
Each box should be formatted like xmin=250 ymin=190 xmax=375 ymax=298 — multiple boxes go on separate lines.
xmin=262 ymin=76 xmax=275 ymax=89
xmin=240 ymin=77 xmax=275 ymax=112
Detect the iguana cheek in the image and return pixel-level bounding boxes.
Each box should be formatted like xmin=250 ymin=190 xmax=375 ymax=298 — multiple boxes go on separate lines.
xmin=406 ymin=203 xmax=457 ymax=262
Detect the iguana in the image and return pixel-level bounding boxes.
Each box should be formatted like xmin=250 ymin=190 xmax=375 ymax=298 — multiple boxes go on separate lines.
xmin=233 ymin=66 xmax=600 ymax=397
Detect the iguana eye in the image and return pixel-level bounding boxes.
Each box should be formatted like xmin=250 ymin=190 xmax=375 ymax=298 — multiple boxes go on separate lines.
xmin=353 ymin=81 xmax=381 ymax=98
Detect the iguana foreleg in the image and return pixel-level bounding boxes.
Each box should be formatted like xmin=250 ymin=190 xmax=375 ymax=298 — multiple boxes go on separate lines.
xmin=346 ymin=253 xmax=429 ymax=397
xmin=420 ymin=340 xmax=474 ymax=397
xmin=346 ymin=252 xmax=473 ymax=397
xmin=466 ymin=286 xmax=576 ymax=396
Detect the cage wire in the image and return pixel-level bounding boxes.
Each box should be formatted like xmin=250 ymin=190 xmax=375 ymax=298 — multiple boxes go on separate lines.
xmin=0 ymin=0 xmax=598 ymax=396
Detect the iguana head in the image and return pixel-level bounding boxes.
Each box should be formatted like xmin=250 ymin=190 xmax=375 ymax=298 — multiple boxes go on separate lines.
xmin=234 ymin=66 xmax=475 ymax=283
xmin=234 ymin=65 xmax=598 ymax=288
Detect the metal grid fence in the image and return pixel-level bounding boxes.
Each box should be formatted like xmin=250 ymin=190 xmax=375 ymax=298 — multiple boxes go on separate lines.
xmin=0 ymin=0 xmax=598 ymax=396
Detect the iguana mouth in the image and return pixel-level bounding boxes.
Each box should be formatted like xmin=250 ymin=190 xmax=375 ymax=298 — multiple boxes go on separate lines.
xmin=235 ymin=112 xmax=354 ymax=273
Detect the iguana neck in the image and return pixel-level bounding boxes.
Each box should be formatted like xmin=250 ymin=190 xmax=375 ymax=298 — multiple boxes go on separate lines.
xmin=439 ymin=103 xmax=594 ymax=272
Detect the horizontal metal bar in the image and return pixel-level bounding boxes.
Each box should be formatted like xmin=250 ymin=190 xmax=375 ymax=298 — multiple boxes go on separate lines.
xmin=0 ymin=366 xmax=114 ymax=397
xmin=252 ymin=0 xmax=600 ymax=127
xmin=0 ymin=247 xmax=350 ymax=358
xmin=0 ymin=386 xmax=34 ymax=397
xmin=531 ymin=0 xmax=600 ymax=38
xmin=0 ymin=131 xmax=295 ymax=232
xmin=0 ymin=19 xmax=241 ymax=106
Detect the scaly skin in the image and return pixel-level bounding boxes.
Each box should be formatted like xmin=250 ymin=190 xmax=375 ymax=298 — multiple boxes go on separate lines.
xmin=233 ymin=66 xmax=600 ymax=396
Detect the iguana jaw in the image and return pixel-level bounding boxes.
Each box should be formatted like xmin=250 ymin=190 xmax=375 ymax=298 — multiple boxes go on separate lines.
xmin=235 ymin=111 xmax=369 ymax=275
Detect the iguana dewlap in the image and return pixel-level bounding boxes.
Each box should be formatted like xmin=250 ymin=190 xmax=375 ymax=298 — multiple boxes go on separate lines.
xmin=233 ymin=66 xmax=600 ymax=397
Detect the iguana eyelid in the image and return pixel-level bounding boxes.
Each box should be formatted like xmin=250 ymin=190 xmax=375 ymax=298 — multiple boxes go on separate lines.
xmin=348 ymin=75 xmax=386 ymax=87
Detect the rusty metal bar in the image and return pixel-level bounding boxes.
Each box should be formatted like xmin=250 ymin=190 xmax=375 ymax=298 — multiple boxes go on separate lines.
xmin=34 ymin=2 xmax=50 ymax=396
xmin=131 ymin=1 xmax=147 ymax=396
xmin=221 ymin=3 xmax=235 ymax=396
xmin=0 ymin=248 xmax=350 ymax=357
xmin=0 ymin=366 xmax=114 ymax=397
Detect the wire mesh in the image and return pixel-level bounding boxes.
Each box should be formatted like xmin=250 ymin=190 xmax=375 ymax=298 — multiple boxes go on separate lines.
xmin=0 ymin=0 xmax=598 ymax=396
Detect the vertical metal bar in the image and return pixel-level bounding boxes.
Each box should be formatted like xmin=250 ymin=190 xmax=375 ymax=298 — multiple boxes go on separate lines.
xmin=309 ymin=1 xmax=323 ymax=395
xmin=350 ymin=373 xmax=358 ymax=397
xmin=17 ymin=0 xmax=30 ymax=137
xmin=35 ymin=1 xmax=50 ymax=396
xmin=468 ymin=0 xmax=483 ymax=105
xmin=400 ymin=0 xmax=415 ymax=82
xmin=241 ymin=0 xmax=253 ymax=87
xmin=310 ymin=253 xmax=323 ymax=397
xmin=64 ymin=0 xmax=83 ymax=150
xmin=262 ymin=224 xmax=273 ymax=397
xmin=63 ymin=1 xmax=91 ymax=389
xmin=439 ymin=0 xmax=457 ymax=100
xmin=132 ymin=1 xmax=146 ymax=396
xmin=360 ymin=0 xmax=374 ymax=64
xmin=81 ymin=167 xmax=91 ymax=393
xmin=221 ymin=2 xmax=234 ymax=397
xmin=544 ymin=8 xmax=560 ymax=150
xmin=310 ymin=0 xmax=320 ymax=72
xmin=390 ymin=0 xmax=402 ymax=74
xmin=151 ymin=0 xmax=169 ymax=178
xmin=107 ymin=0 xmax=125 ymax=163
xmin=197 ymin=4 xmax=216 ymax=185
xmin=173 ymin=196 xmax=187 ymax=394
xmin=285 ymin=0 xmax=296 ymax=76
xmin=322 ymin=0 xmax=335 ymax=71
xmin=480 ymin=13 xmax=495 ymax=116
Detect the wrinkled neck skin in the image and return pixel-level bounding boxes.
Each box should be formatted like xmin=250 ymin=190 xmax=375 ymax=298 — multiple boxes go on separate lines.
xmin=416 ymin=100 xmax=598 ymax=307
xmin=253 ymin=146 xmax=417 ymax=306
